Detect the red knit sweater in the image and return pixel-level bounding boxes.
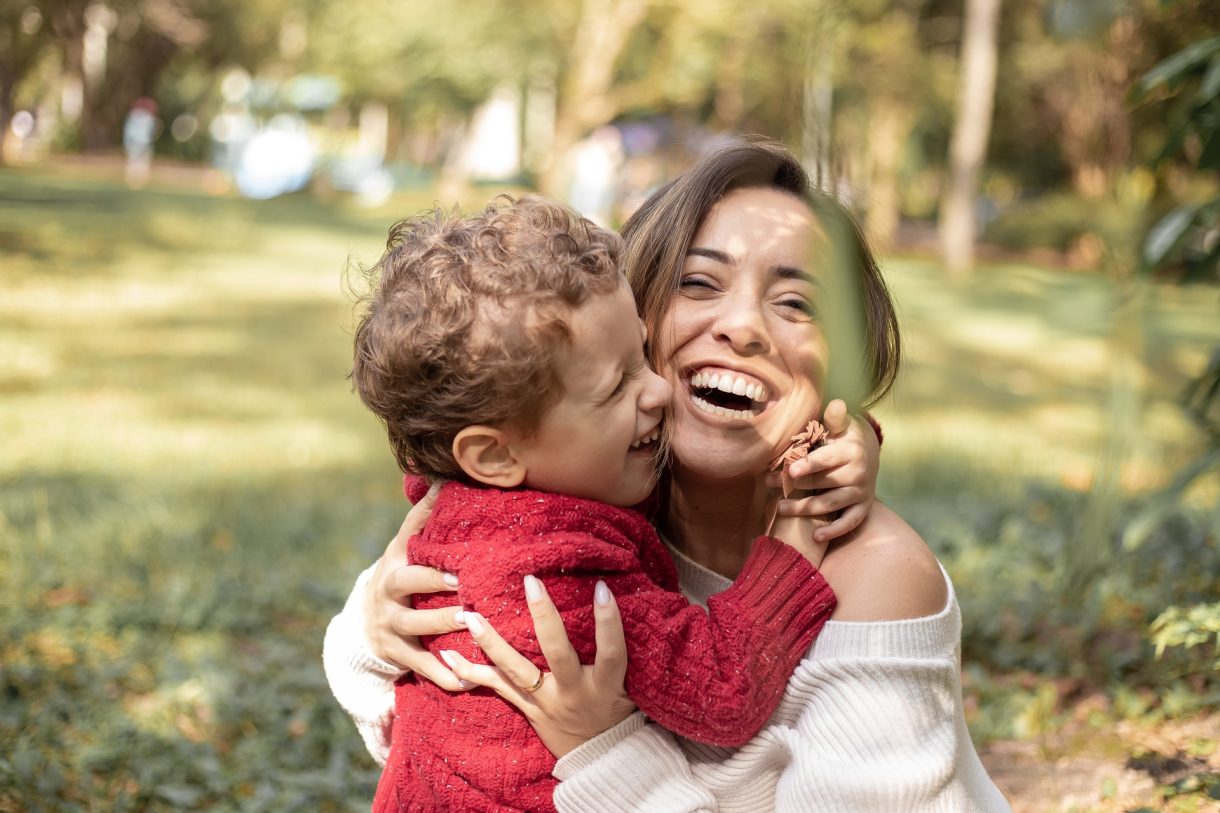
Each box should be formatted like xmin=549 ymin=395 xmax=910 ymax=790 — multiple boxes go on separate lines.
xmin=373 ymin=477 xmax=837 ymax=813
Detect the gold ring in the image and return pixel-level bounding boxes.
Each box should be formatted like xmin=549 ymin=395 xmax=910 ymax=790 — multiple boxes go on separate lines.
xmin=523 ymin=670 xmax=546 ymax=694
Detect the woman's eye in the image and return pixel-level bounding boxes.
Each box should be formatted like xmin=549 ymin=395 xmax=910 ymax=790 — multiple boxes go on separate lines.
xmin=679 ymin=276 xmax=716 ymax=291
xmin=780 ymin=298 xmax=816 ymax=317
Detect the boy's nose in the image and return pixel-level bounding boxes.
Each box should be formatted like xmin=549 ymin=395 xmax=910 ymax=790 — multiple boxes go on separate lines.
xmin=641 ymin=369 xmax=672 ymax=411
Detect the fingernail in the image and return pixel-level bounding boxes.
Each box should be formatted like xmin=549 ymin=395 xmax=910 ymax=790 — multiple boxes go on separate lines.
xmin=453 ymin=610 xmax=466 ymax=626
xmin=465 ymin=613 xmax=485 ymax=636
xmin=439 ymin=650 xmax=458 ymax=669
xmin=426 ymin=482 xmax=442 ymax=498
xmin=524 ymin=575 xmax=542 ymax=602
xmin=458 ymin=679 xmax=472 ymax=689
xmin=443 ymin=572 xmax=459 ymax=588
xmin=594 ymin=580 xmax=611 ymax=606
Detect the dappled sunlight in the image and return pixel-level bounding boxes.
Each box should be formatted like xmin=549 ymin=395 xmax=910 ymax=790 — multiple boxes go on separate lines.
xmin=882 ymin=260 xmax=1215 ymax=498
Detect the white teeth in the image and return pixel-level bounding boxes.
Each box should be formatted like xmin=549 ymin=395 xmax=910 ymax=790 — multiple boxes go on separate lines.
xmin=691 ymin=394 xmax=756 ymax=420
xmin=687 ymin=369 xmax=769 ymax=405
xmin=631 ymin=428 xmax=662 ymax=449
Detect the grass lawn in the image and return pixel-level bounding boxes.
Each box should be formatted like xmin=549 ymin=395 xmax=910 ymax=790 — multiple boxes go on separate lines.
xmin=2 ymin=164 xmax=1217 ymax=812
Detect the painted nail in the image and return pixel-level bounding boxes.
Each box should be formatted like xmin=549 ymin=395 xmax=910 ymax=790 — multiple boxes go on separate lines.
xmin=594 ymin=580 xmax=612 ymax=606
xmin=453 ymin=610 xmax=466 ymax=626
xmin=465 ymin=613 xmax=485 ymax=636
xmin=458 ymin=679 xmax=472 ymax=689
xmin=442 ymin=572 xmax=459 ymax=588
xmin=426 ymin=482 xmax=441 ymax=498
xmin=524 ymin=575 xmax=542 ymax=602
xmin=439 ymin=650 xmax=458 ymax=669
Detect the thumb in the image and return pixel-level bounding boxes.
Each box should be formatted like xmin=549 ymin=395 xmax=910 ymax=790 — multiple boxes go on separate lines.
xmin=389 ymin=482 xmax=441 ymax=563
xmin=822 ymin=399 xmax=850 ymax=435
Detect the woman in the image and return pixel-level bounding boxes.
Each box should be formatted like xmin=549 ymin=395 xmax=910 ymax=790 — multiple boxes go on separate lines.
xmin=325 ymin=139 xmax=1010 ymax=810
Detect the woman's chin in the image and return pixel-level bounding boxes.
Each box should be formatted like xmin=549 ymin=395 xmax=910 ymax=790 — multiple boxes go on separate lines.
xmin=669 ymin=433 xmax=772 ymax=482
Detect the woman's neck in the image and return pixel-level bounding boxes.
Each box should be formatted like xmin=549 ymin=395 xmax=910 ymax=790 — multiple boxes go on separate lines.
xmin=661 ymin=466 xmax=772 ymax=579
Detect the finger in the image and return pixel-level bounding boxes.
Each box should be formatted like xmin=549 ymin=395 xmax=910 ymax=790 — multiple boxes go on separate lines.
xmin=591 ymin=581 xmax=627 ymax=691
xmin=524 ymin=576 xmax=582 ymax=685
xmin=394 ymin=482 xmax=442 ymax=558
xmin=465 ymin=612 xmax=546 ymax=693
xmin=777 ymin=489 xmax=859 ymax=518
xmin=389 ymin=604 xmax=468 ymax=637
xmin=786 ymin=442 xmax=853 ymax=479
xmin=813 ymin=503 xmax=869 ymax=543
xmin=822 ymin=399 xmax=850 ymax=435
xmin=386 ymin=563 xmax=459 ymax=601
xmin=438 ymin=650 xmax=525 ymax=703
xmin=411 ymin=651 xmax=470 ymax=692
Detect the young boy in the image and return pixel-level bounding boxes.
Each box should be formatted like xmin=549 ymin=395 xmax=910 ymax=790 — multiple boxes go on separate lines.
xmin=352 ymin=196 xmax=837 ymax=813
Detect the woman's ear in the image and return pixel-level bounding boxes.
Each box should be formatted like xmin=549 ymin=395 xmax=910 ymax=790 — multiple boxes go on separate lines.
xmin=452 ymin=426 xmax=527 ymax=488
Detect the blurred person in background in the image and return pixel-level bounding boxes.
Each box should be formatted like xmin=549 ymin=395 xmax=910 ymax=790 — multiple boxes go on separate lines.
xmin=123 ymin=97 xmax=158 ymax=188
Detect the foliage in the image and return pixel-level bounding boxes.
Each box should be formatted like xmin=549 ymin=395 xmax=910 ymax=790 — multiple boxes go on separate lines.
xmin=1151 ymin=603 xmax=1220 ymax=666
xmin=1134 ymin=32 xmax=1220 ymax=280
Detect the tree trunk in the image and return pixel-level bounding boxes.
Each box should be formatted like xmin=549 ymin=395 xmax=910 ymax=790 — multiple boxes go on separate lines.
xmin=866 ymin=104 xmax=913 ymax=250
xmin=538 ymin=0 xmax=649 ymax=196
xmin=939 ymin=0 xmax=1002 ymax=278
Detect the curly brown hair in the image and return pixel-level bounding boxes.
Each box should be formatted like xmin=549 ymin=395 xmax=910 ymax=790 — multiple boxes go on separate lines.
xmin=351 ymin=195 xmax=624 ymax=481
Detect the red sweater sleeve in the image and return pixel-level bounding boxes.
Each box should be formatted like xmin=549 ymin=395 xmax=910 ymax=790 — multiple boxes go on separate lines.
xmin=611 ymin=536 xmax=834 ymax=747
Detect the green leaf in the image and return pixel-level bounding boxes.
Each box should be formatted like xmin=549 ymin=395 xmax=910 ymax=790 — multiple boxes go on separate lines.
xmin=1199 ymin=55 xmax=1220 ymax=103
xmin=1143 ymin=204 xmax=1200 ymax=267
xmin=1137 ymin=36 xmax=1220 ymax=95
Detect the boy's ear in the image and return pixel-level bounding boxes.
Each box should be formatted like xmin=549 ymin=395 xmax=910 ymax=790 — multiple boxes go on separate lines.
xmin=452 ymin=426 xmax=527 ymax=488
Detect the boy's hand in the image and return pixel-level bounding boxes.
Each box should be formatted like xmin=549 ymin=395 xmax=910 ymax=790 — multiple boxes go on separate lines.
xmin=766 ymin=399 xmax=880 ymax=544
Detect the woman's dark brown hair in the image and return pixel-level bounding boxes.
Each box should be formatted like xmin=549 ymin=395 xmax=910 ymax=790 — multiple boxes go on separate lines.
xmin=620 ymin=137 xmax=900 ymax=409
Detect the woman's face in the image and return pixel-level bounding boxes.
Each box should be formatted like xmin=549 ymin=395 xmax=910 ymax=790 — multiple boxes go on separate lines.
xmin=654 ymin=186 xmax=828 ymax=480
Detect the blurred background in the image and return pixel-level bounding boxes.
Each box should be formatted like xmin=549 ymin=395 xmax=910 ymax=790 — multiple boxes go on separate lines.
xmin=1 ymin=0 xmax=1217 ymax=810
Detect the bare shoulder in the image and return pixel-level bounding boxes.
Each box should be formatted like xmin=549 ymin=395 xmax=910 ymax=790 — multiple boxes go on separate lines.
xmin=818 ymin=502 xmax=948 ymax=622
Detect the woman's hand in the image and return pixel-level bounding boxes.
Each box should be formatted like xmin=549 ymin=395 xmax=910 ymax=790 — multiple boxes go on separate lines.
xmin=768 ymin=399 xmax=880 ymax=544
xmin=438 ymin=577 xmax=636 ymax=758
xmin=362 ymin=483 xmax=470 ymax=692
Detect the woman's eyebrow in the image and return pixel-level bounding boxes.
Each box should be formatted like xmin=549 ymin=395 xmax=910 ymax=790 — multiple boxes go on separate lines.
xmin=686 ymin=247 xmax=732 ymax=264
xmin=776 ymin=265 xmax=820 ymax=287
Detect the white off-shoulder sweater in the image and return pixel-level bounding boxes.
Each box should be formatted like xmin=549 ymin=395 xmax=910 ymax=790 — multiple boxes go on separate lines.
xmin=323 ymin=548 xmax=1011 ymax=812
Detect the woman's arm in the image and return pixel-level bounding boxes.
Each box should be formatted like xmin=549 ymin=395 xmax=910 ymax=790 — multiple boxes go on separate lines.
xmin=549 ymin=510 xmax=1007 ymax=811
xmin=322 ymin=563 xmax=405 ymax=766
xmin=322 ymin=487 xmax=469 ymax=763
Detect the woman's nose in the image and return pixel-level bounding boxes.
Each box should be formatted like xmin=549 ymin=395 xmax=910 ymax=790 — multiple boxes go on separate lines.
xmin=713 ymin=298 xmax=770 ymax=356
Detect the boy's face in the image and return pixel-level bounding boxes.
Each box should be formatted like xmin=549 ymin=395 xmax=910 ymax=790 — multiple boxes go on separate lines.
xmin=510 ymin=280 xmax=671 ymax=507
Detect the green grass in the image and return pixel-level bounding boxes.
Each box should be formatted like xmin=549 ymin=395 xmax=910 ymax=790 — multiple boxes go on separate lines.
xmin=1 ymin=165 xmax=1217 ymax=811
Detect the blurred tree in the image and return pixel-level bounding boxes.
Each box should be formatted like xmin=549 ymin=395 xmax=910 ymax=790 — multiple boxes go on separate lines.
xmin=939 ymin=0 xmax=1001 ymax=277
